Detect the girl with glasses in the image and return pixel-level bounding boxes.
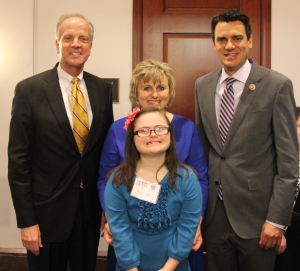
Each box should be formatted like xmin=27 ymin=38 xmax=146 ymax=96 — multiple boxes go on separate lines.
xmin=104 ymin=107 xmax=202 ymax=271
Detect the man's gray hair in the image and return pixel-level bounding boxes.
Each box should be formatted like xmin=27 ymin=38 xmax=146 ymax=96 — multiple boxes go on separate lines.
xmin=55 ymin=12 xmax=94 ymax=41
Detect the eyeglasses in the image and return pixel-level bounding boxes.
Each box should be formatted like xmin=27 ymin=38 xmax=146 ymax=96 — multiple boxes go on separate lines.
xmin=133 ymin=126 xmax=170 ymax=137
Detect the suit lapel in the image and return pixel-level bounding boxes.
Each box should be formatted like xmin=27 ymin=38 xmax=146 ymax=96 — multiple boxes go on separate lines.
xmin=224 ymin=62 xmax=263 ymax=149
xmin=207 ymin=74 xmax=224 ymax=151
xmin=43 ymin=65 xmax=78 ymax=150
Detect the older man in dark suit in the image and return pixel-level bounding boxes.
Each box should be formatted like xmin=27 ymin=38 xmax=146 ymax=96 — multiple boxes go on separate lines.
xmin=8 ymin=12 xmax=113 ymax=271
xmin=195 ymin=10 xmax=298 ymax=271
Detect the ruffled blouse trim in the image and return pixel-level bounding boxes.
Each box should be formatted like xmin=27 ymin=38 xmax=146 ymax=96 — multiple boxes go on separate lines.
xmin=137 ymin=182 xmax=172 ymax=233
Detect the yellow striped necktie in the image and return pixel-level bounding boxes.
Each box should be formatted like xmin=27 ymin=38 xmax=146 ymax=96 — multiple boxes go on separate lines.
xmin=71 ymin=77 xmax=89 ymax=154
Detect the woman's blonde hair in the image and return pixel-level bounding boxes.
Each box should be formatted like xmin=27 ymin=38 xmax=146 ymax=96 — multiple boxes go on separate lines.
xmin=129 ymin=59 xmax=175 ymax=107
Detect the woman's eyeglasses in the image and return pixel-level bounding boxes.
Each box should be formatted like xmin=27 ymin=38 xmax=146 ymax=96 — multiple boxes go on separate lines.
xmin=134 ymin=127 xmax=170 ymax=137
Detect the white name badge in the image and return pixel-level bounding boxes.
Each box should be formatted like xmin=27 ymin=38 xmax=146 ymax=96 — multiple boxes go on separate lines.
xmin=130 ymin=177 xmax=161 ymax=204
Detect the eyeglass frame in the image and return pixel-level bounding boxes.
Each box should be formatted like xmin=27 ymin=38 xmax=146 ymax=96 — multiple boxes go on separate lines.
xmin=133 ymin=126 xmax=170 ymax=137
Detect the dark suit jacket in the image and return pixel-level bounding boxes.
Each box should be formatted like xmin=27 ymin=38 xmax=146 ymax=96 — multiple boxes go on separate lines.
xmin=8 ymin=64 xmax=114 ymax=242
xmin=195 ymin=60 xmax=298 ymax=238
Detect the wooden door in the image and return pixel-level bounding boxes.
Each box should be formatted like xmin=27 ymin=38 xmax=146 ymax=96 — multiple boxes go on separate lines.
xmin=132 ymin=0 xmax=271 ymax=122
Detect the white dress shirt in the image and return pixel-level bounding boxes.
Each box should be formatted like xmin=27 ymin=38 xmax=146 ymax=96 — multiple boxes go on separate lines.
xmin=215 ymin=59 xmax=251 ymax=125
xmin=57 ymin=64 xmax=93 ymax=128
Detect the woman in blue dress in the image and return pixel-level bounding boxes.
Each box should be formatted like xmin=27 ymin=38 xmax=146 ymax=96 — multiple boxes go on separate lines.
xmin=98 ymin=59 xmax=208 ymax=271
xmin=105 ymin=107 xmax=202 ymax=271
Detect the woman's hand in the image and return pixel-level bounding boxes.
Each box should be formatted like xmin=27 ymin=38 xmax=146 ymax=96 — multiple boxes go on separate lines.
xmin=158 ymin=257 xmax=179 ymax=271
xmin=100 ymin=212 xmax=107 ymax=237
xmin=192 ymin=220 xmax=203 ymax=251
xmin=103 ymin=222 xmax=114 ymax=246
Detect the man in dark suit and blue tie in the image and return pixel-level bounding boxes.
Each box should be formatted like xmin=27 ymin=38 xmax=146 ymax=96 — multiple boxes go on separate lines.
xmin=195 ymin=10 xmax=298 ymax=271
xmin=8 ymin=12 xmax=113 ymax=270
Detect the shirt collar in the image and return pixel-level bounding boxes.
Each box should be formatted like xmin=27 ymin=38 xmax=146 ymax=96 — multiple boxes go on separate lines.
xmin=219 ymin=59 xmax=252 ymax=84
xmin=57 ymin=64 xmax=84 ymax=86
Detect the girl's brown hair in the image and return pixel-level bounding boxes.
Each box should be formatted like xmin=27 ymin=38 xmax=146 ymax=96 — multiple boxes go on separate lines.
xmin=107 ymin=107 xmax=192 ymax=191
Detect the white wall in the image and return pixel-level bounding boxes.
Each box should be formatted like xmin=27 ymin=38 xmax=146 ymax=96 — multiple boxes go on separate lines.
xmin=271 ymin=0 xmax=300 ymax=103
xmin=33 ymin=0 xmax=133 ymax=119
xmin=0 ymin=0 xmax=35 ymax=251
xmin=0 ymin=0 xmax=132 ymax=253
xmin=0 ymin=0 xmax=299 ymax=253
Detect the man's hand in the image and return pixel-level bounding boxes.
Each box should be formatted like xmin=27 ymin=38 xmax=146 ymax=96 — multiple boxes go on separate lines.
xmin=259 ymin=222 xmax=283 ymax=250
xmin=192 ymin=222 xmax=203 ymax=251
xmin=103 ymin=222 xmax=113 ymax=246
xmin=21 ymin=224 xmax=42 ymax=256
xmin=276 ymin=234 xmax=287 ymax=254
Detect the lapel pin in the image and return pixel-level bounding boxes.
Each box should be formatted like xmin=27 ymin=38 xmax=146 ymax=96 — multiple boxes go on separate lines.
xmin=249 ymin=84 xmax=256 ymax=91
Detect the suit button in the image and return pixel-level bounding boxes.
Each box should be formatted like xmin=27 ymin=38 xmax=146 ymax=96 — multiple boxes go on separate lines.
xmin=215 ymin=181 xmax=219 ymax=185
xmin=221 ymin=156 xmax=226 ymax=160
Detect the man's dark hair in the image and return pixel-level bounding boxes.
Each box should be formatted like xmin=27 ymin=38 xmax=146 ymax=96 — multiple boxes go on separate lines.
xmin=211 ymin=9 xmax=252 ymax=43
